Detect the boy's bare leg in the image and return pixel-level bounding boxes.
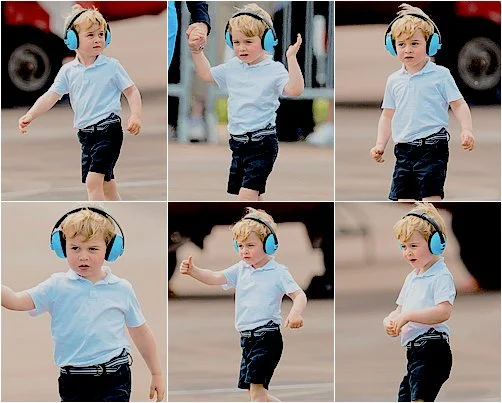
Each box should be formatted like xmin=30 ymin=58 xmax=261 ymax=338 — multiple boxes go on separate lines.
xmin=103 ymin=179 xmax=121 ymax=201
xmin=238 ymin=188 xmax=260 ymax=201
xmin=422 ymin=195 xmax=442 ymax=201
xmin=249 ymin=384 xmax=281 ymax=402
xmin=267 ymin=393 xmax=281 ymax=401
xmin=86 ymin=172 xmax=106 ymax=201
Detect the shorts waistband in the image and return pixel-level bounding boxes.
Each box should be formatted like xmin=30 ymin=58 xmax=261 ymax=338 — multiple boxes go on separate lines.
xmin=230 ymin=124 xmax=276 ymax=143
xmin=406 ymin=328 xmax=449 ymax=349
xmin=404 ymin=128 xmax=450 ymax=147
xmin=240 ymin=320 xmax=280 ymax=338
xmin=79 ymin=113 xmax=121 ymax=134
xmin=60 ymin=349 xmax=132 ymax=376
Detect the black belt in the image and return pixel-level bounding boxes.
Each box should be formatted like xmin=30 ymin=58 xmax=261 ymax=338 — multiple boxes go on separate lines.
xmin=240 ymin=320 xmax=280 ymax=338
xmin=79 ymin=113 xmax=121 ymax=134
xmin=60 ymin=349 xmax=132 ymax=376
xmin=406 ymin=328 xmax=449 ymax=349
xmin=230 ymin=123 xmax=276 ymax=143
xmin=404 ymin=128 xmax=450 ymax=146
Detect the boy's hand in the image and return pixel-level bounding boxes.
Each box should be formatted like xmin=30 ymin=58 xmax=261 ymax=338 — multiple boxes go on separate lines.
xmin=180 ymin=255 xmax=194 ymax=276
xmin=286 ymin=33 xmax=302 ymax=58
xmin=383 ymin=317 xmax=399 ymax=337
xmin=370 ymin=145 xmax=385 ymax=163
xmin=187 ymin=23 xmax=208 ymax=53
xmin=461 ymin=129 xmax=475 ymax=151
xmin=391 ymin=313 xmax=409 ymax=335
xmin=127 ymin=114 xmax=141 ymax=135
xmin=149 ymin=373 xmax=165 ymax=402
xmin=284 ymin=311 xmax=304 ymax=329
xmin=18 ymin=113 xmax=33 ymax=134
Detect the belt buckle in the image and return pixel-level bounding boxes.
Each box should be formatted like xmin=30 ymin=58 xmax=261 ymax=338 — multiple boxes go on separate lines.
xmin=93 ymin=364 xmax=104 ymax=376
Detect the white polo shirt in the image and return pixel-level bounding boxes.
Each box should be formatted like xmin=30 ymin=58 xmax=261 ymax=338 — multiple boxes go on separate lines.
xmin=382 ymin=59 xmax=463 ymax=144
xmin=211 ymin=56 xmax=289 ymax=135
xmin=396 ymin=257 xmax=456 ymax=346
xmin=49 ymin=54 xmax=134 ymax=129
xmin=222 ymin=257 xmax=301 ymax=331
xmin=27 ymin=266 xmax=145 ymax=366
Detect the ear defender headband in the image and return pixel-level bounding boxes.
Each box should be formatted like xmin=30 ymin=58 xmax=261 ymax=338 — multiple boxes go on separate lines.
xmin=404 ymin=212 xmax=446 ymax=255
xmin=384 ymin=12 xmax=441 ymax=56
xmin=64 ymin=9 xmax=111 ymax=51
xmin=233 ymin=216 xmax=279 ymax=255
xmin=50 ymin=207 xmax=125 ymax=262
xmin=224 ymin=11 xmax=278 ymax=52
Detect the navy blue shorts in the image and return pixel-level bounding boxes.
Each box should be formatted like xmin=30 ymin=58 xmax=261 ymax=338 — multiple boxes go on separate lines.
xmin=227 ymin=134 xmax=279 ymax=195
xmin=58 ymin=361 xmax=131 ymax=401
xmin=398 ymin=335 xmax=452 ymax=401
xmin=77 ymin=118 xmax=123 ymax=184
xmin=389 ymin=140 xmax=449 ymax=200
xmin=238 ymin=330 xmax=283 ymax=390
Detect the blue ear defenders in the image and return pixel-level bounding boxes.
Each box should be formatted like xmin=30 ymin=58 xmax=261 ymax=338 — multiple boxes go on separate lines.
xmin=233 ymin=216 xmax=279 ymax=255
xmin=50 ymin=207 xmax=125 ymax=262
xmin=404 ymin=212 xmax=446 ymax=255
xmin=384 ymin=12 xmax=441 ymax=56
xmin=224 ymin=11 xmax=278 ymax=52
xmin=64 ymin=9 xmax=111 ymax=51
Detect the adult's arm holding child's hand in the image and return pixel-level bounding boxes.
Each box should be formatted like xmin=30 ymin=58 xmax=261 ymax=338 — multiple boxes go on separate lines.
xmin=284 ymin=33 xmax=304 ymax=97
xmin=1 ymin=285 xmax=35 ymax=311
xmin=18 ymin=91 xmax=60 ymax=134
xmin=179 ymin=256 xmax=227 ymax=285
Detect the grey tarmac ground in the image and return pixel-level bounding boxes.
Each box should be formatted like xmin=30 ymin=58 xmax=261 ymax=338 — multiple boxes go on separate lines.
xmin=335 ymin=25 xmax=501 ymax=201
xmin=335 ymin=202 xmax=501 ymax=402
xmin=1 ymin=203 xmax=167 ymax=402
xmin=168 ymin=221 xmax=334 ymax=401
xmin=1 ymin=11 xmax=167 ymax=201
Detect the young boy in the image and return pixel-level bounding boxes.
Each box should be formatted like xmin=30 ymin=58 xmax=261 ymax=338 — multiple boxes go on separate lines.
xmin=383 ymin=202 xmax=455 ymax=401
xmin=370 ymin=3 xmax=475 ymax=201
xmin=18 ymin=5 xmax=142 ymax=201
xmin=180 ymin=207 xmax=308 ymax=402
xmin=1 ymin=206 xmax=164 ymax=402
xmin=188 ymin=3 xmax=304 ymax=201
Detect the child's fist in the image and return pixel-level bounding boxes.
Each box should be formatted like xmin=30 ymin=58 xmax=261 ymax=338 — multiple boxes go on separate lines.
xmin=284 ymin=311 xmax=304 ymax=329
xmin=18 ymin=113 xmax=33 ymax=134
xmin=180 ymin=256 xmax=193 ymax=276
xmin=127 ymin=114 xmax=141 ymax=135
xmin=370 ymin=145 xmax=385 ymax=163
xmin=461 ymin=129 xmax=475 ymax=151
xmin=286 ymin=33 xmax=302 ymax=58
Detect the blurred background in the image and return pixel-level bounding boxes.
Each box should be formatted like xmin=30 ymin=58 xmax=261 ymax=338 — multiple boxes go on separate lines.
xmin=168 ymin=1 xmax=334 ymax=201
xmin=335 ymin=1 xmax=501 ymax=200
xmin=335 ymin=201 xmax=501 ymax=401
xmin=168 ymin=202 xmax=334 ymax=401
xmin=1 ymin=202 xmax=167 ymax=401
xmin=1 ymin=1 xmax=168 ymax=201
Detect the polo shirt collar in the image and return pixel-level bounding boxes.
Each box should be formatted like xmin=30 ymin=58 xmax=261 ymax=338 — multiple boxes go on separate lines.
xmin=66 ymin=266 xmax=120 ymax=284
xmin=239 ymin=55 xmax=273 ymax=69
xmin=73 ymin=54 xmax=106 ymax=68
xmin=399 ymin=58 xmax=434 ymax=76
xmin=414 ymin=257 xmax=445 ymax=277
xmin=242 ymin=256 xmax=276 ymax=271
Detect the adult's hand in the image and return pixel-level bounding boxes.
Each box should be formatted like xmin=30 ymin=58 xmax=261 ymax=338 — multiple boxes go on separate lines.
xmin=186 ymin=22 xmax=208 ymax=50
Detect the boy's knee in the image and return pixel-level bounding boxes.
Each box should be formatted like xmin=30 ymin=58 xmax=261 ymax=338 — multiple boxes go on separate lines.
xmin=86 ymin=173 xmax=104 ymax=189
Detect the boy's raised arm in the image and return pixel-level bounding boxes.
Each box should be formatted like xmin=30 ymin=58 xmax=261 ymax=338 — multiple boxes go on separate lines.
xmin=190 ymin=50 xmax=216 ymax=84
xmin=179 ymin=255 xmax=226 ymax=285
xmin=1 ymin=285 xmax=35 ymax=311
xmin=283 ymin=34 xmax=304 ymax=97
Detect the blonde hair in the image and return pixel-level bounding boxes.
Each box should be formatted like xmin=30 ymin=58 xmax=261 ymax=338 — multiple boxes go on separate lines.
xmin=390 ymin=3 xmax=434 ymax=42
xmin=231 ymin=207 xmax=277 ymax=244
xmin=393 ymin=202 xmax=447 ymax=244
xmin=64 ymin=4 xmax=107 ymax=34
xmin=61 ymin=208 xmax=115 ymax=245
xmin=228 ymin=3 xmax=273 ymax=39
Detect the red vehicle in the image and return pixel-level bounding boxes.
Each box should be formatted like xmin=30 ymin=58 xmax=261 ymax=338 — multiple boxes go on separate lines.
xmin=2 ymin=1 xmax=166 ymax=107
xmin=336 ymin=1 xmax=501 ymax=105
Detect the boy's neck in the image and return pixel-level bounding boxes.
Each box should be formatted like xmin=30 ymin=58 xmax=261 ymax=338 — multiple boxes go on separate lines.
xmin=404 ymin=57 xmax=429 ymax=75
xmin=76 ymin=52 xmax=99 ymax=67
xmin=416 ymin=255 xmax=441 ymax=275
xmin=252 ymin=255 xmax=272 ymax=269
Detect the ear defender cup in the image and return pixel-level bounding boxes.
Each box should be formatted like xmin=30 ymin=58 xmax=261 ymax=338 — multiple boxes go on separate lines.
xmin=384 ymin=13 xmax=442 ymax=57
xmin=224 ymin=11 xmax=278 ymax=52
xmin=64 ymin=9 xmax=111 ymax=50
xmin=404 ymin=213 xmax=446 ymax=255
xmin=49 ymin=207 xmax=125 ymax=261
xmin=233 ymin=216 xmax=279 ymax=255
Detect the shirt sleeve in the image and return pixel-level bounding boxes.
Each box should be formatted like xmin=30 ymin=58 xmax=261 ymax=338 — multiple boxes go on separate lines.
xmin=222 ymin=263 xmax=240 ymax=290
xmin=210 ymin=63 xmax=227 ymax=90
xmin=381 ymin=75 xmax=395 ymax=109
xmin=442 ymin=68 xmax=463 ymax=103
xmin=48 ymin=65 xmax=68 ymax=98
xmin=280 ymin=268 xmax=301 ymax=294
xmin=124 ymin=282 xmax=146 ymax=327
xmin=27 ymin=276 xmax=55 ymax=317
xmin=113 ymin=60 xmax=134 ymax=92
xmin=434 ymin=273 xmax=456 ymax=305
